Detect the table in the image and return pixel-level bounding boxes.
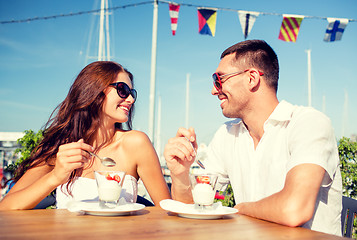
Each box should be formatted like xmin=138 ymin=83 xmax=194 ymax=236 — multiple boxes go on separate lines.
xmin=0 ymin=207 xmax=347 ymax=239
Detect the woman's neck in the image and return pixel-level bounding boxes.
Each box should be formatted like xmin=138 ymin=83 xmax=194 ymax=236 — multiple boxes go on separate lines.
xmin=93 ymin=123 xmax=116 ymax=149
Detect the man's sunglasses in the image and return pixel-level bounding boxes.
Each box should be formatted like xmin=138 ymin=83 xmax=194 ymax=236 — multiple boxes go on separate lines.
xmin=109 ymin=82 xmax=137 ymax=102
xmin=212 ymin=69 xmax=264 ymax=91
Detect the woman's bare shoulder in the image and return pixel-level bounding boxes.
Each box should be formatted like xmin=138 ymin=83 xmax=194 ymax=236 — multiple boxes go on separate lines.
xmin=116 ymin=130 xmax=151 ymax=146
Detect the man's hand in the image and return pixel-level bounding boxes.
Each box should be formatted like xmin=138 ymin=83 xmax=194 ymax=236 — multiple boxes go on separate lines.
xmin=164 ymin=127 xmax=197 ymax=203
xmin=164 ymin=127 xmax=197 ymax=176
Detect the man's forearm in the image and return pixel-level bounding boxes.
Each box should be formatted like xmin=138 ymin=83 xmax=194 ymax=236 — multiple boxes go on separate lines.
xmin=170 ymin=175 xmax=194 ymax=204
xmin=235 ymin=190 xmax=315 ymax=227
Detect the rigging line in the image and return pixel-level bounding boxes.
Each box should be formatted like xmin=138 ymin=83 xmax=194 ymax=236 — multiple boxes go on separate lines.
xmin=0 ymin=1 xmax=153 ymax=24
xmin=159 ymin=0 xmax=357 ymax=22
xmin=1 ymin=0 xmax=356 ymax=24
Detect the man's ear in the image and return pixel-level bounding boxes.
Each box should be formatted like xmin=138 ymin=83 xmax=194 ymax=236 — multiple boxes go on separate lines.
xmin=247 ymin=68 xmax=262 ymax=92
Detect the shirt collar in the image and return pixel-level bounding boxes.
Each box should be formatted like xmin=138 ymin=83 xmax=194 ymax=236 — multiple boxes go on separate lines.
xmin=231 ymin=100 xmax=294 ymax=128
xmin=267 ymin=100 xmax=294 ymax=122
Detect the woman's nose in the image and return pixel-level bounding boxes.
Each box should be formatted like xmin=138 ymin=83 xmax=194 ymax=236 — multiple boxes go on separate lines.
xmin=126 ymin=94 xmax=135 ymax=104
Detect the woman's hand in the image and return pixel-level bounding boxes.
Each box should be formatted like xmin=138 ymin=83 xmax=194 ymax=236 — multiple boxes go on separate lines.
xmin=53 ymin=139 xmax=93 ymax=185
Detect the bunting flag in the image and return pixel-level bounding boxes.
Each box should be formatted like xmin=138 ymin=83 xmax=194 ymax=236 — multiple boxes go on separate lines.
xmin=169 ymin=3 xmax=180 ymax=36
xmin=323 ymin=18 xmax=349 ymax=42
xmin=197 ymin=8 xmax=217 ymax=36
xmin=278 ymin=14 xmax=304 ymax=42
xmin=237 ymin=11 xmax=259 ymax=39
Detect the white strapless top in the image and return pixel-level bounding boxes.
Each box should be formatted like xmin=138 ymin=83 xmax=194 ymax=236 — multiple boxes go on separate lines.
xmin=56 ymin=175 xmax=138 ymax=209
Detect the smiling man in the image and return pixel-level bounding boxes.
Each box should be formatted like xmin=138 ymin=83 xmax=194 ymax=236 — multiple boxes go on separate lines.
xmin=164 ymin=40 xmax=342 ymax=236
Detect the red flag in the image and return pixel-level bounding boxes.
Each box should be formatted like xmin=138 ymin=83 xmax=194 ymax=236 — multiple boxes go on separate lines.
xmin=278 ymin=15 xmax=304 ymax=42
xmin=169 ymin=3 xmax=180 ymax=36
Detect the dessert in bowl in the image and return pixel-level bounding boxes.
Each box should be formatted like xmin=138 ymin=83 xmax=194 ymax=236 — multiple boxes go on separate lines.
xmin=190 ymin=174 xmax=218 ymax=207
xmin=95 ymin=170 xmax=126 ymax=208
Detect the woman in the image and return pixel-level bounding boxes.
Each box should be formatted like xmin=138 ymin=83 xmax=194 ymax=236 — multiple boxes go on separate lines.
xmin=0 ymin=61 xmax=170 ymax=210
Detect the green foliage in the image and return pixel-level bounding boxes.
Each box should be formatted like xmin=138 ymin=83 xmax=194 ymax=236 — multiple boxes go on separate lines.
xmin=215 ymin=184 xmax=235 ymax=207
xmin=338 ymin=137 xmax=357 ymax=199
xmin=4 ymin=129 xmax=43 ymax=174
xmin=338 ymin=137 xmax=357 ymax=239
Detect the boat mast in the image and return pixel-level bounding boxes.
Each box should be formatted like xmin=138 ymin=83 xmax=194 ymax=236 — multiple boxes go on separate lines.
xmin=306 ymin=49 xmax=312 ymax=107
xmin=98 ymin=0 xmax=110 ymax=61
xmin=185 ymin=73 xmax=190 ymax=129
xmin=148 ymin=0 xmax=159 ymax=143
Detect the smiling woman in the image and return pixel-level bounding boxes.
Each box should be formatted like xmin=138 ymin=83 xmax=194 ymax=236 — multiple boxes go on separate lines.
xmin=0 ymin=61 xmax=171 ymax=210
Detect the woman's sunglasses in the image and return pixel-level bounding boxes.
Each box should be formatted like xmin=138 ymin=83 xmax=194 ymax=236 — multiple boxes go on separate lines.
xmin=109 ymin=82 xmax=137 ymax=102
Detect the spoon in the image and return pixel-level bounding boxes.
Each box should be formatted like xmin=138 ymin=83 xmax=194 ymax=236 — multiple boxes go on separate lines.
xmin=88 ymin=151 xmax=116 ymax=167
xmin=185 ymin=137 xmax=205 ymax=169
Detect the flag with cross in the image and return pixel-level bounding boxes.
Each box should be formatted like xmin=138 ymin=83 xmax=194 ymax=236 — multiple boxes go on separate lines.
xmin=323 ymin=18 xmax=349 ymax=42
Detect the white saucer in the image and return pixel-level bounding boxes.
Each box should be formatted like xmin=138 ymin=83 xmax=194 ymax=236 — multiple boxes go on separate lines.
xmin=159 ymin=199 xmax=238 ymax=220
xmin=67 ymin=201 xmax=145 ymax=216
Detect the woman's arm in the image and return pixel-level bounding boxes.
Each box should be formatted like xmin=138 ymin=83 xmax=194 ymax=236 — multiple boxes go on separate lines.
xmin=122 ymin=131 xmax=171 ymax=205
xmin=0 ymin=140 xmax=93 ymax=210
xmin=0 ymin=165 xmax=59 ymax=210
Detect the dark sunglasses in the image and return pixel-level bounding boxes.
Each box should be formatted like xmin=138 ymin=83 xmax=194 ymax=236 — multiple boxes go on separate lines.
xmin=212 ymin=69 xmax=263 ymax=91
xmin=109 ymin=82 xmax=137 ymax=102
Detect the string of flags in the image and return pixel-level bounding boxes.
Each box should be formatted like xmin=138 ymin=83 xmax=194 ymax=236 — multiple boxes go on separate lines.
xmin=1 ymin=0 xmax=354 ymax=43
xmin=166 ymin=1 xmax=353 ymax=42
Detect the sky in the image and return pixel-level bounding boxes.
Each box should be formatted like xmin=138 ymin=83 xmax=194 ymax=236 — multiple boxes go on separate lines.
xmin=0 ymin=0 xmax=356 ymax=157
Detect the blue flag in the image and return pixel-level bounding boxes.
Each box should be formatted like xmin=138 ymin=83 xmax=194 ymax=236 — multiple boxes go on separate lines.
xmin=324 ymin=18 xmax=348 ymax=42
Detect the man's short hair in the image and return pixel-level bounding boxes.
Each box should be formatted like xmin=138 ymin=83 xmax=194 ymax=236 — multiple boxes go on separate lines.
xmin=221 ymin=40 xmax=279 ymax=92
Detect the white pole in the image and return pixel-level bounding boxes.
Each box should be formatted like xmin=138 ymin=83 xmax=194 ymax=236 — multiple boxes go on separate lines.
xmin=185 ymin=73 xmax=190 ymax=129
xmin=306 ymin=49 xmax=312 ymax=107
xmin=148 ymin=0 xmax=158 ymax=143
xmin=105 ymin=0 xmax=110 ymax=60
xmin=342 ymin=90 xmax=348 ymax=137
xmin=98 ymin=0 xmax=105 ymax=61
xmin=156 ymin=96 xmax=162 ymax=161
xmin=322 ymin=95 xmax=326 ymax=113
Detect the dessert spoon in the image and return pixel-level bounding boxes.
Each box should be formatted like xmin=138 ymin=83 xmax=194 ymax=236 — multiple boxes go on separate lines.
xmin=88 ymin=151 xmax=116 ymax=167
xmin=185 ymin=137 xmax=205 ymax=169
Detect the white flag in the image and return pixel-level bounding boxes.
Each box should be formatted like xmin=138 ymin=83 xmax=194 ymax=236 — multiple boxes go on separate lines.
xmin=238 ymin=11 xmax=259 ymax=39
xmin=323 ymin=18 xmax=349 ymax=42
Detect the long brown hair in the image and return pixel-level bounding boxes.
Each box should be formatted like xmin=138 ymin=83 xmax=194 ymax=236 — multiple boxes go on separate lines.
xmin=13 ymin=61 xmax=135 ymax=192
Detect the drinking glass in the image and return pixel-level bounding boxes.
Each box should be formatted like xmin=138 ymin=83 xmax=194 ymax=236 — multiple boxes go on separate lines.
xmin=95 ymin=170 xmax=126 ymax=209
xmin=190 ymin=173 xmax=218 ymax=209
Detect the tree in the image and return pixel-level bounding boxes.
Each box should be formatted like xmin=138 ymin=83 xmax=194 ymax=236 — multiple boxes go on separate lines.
xmin=4 ymin=129 xmax=43 ymax=176
xmin=338 ymin=137 xmax=357 ymax=199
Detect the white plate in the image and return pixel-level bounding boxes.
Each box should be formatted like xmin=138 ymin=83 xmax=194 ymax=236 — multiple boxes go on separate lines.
xmin=67 ymin=201 xmax=146 ymax=216
xmin=159 ymin=199 xmax=238 ymax=220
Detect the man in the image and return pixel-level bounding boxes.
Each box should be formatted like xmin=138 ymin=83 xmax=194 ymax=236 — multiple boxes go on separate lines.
xmin=164 ymin=40 xmax=342 ymax=235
